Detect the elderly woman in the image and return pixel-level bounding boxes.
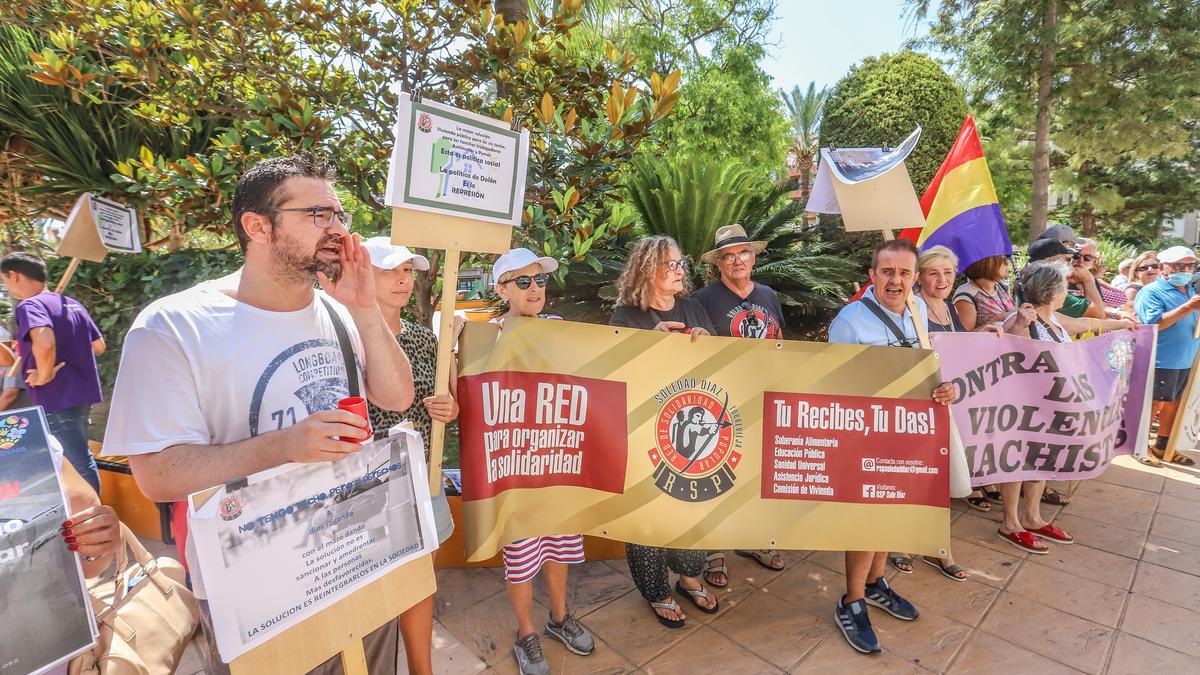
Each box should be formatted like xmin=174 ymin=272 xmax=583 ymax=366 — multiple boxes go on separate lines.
xmin=610 ymin=235 xmax=719 ymax=629
xmin=992 ymin=262 xmax=1078 ymax=554
xmin=953 ymin=254 xmax=1016 ymax=332
xmin=1123 ymin=250 xmax=1160 ymax=305
xmin=363 ymin=238 xmax=460 ymax=675
xmin=886 ymin=246 xmax=970 ymax=580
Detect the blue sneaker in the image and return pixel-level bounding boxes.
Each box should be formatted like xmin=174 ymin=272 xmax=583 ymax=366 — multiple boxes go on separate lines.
xmin=834 ymin=596 xmax=881 ymax=654
xmin=865 ymin=576 xmax=919 ymax=621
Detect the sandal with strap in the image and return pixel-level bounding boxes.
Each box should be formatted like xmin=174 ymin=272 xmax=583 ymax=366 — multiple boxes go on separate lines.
xmin=1041 ymin=487 xmax=1070 ymax=506
xmin=997 ymin=529 xmax=1049 ymax=554
xmin=1151 ymin=447 xmax=1198 ymax=466
xmin=983 ymin=488 xmax=1002 ymax=504
xmin=735 ymin=549 xmax=785 ymax=571
xmin=647 ymin=597 xmax=685 ymax=629
xmin=674 ymin=580 xmax=720 ymax=614
xmin=965 ymin=494 xmax=991 ymax=512
xmin=703 ymin=551 xmax=728 ymax=588
xmin=921 ymin=556 xmax=967 ymax=582
xmin=889 ymin=555 xmax=913 ymax=574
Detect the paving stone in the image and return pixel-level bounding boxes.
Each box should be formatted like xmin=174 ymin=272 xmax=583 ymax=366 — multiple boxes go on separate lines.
xmin=978 ymin=592 xmax=1113 ymax=673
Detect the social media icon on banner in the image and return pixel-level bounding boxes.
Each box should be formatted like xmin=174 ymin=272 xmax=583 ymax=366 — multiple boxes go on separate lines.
xmin=863 ymin=484 xmax=877 ymax=498
xmin=861 ymin=458 xmax=876 ymax=472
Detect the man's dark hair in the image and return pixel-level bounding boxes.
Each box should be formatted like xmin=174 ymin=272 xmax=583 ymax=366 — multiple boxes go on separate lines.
xmin=0 ymin=252 xmax=47 ymax=283
xmin=231 ymin=154 xmax=338 ymax=252
xmin=871 ymin=238 xmax=920 ymax=269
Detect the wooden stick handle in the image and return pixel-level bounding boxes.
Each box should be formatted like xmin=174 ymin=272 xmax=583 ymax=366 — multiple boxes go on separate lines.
xmin=54 ymin=257 xmax=82 ymax=294
xmin=428 ymin=249 xmax=461 ymax=493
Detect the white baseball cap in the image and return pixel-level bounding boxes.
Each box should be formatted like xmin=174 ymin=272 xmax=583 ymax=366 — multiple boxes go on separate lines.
xmin=492 ymin=247 xmax=558 ymax=283
xmin=1159 ymin=245 xmax=1198 ymax=264
xmin=363 ymin=237 xmax=430 ymax=271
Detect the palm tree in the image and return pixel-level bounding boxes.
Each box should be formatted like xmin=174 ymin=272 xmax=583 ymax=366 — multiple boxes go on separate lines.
xmin=781 ymin=82 xmax=828 ymax=202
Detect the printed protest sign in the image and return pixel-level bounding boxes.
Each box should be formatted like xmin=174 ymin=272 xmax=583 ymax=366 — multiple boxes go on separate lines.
xmin=384 ymin=92 xmax=528 ymax=253
xmin=55 ymin=193 xmax=141 ymax=262
xmin=0 ymin=406 xmax=97 ymax=675
xmin=932 ymin=327 xmax=1154 ymax=485
xmin=456 ymin=318 xmax=951 ymax=562
xmin=188 ymin=428 xmax=437 ymax=663
xmin=805 ymin=127 xmax=926 ymax=232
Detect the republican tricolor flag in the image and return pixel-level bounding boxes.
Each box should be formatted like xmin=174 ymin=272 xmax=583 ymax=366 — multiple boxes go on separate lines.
xmin=900 ymin=116 xmax=1012 ymax=270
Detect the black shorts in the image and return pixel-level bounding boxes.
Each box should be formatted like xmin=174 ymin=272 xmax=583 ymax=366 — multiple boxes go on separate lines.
xmin=1153 ymin=368 xmax=1192 ymax=403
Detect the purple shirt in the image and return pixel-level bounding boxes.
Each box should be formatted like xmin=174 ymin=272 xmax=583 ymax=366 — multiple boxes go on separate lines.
xmin=15 ymin=291 xmax=103 ymax=411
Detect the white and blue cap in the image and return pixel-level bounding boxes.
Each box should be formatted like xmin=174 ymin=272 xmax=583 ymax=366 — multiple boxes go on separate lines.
xmin=363 ymin=236 xmax=430 ymax=271
xmin=492 ymin=247 xmax=559 ymax=284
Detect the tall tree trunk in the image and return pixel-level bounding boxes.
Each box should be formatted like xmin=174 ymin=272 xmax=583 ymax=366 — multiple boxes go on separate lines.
xmin=413 ymin=248 xmax=442 ymax=328
xmin=1080 ymin=201 xmax=1096 ymax=237
xmin=1030 ymin=0 xmax=1058 ymax=240
xmin=494 ymin=0 xmax=529 ymax=100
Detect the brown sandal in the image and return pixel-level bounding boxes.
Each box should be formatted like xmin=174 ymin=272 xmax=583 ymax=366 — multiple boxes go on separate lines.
xmin=703 ymin=552 xmax=728 ymax=587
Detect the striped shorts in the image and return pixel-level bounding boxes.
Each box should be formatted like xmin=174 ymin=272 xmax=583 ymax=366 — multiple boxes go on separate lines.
xmin=501 ymin=535 xmax=585 ymax=583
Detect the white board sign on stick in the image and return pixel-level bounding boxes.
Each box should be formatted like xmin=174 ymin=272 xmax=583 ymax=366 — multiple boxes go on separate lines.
xmin=385 ymin=92 xmax=529 ymax=254
xmin=55 ymin=193 xmax=141 ymax=262
xmin=805 ymin=127 xmax=926 ymax=232
xmin=188 ymin=427 xmax=437 ymax=663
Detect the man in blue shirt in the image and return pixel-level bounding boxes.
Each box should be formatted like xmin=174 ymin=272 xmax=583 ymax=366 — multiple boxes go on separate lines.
xmin=827 ymin=238 xmax=955 ymax=654
xmin=1134 ymin=245 xmax=1200 ymax=465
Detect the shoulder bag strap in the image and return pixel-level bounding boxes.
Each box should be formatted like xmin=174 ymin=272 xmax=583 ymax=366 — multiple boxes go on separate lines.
xmin=319 ymin=296 xmax=362 ymax=398
xmin=859 ymin=296 xmax=916 ymax=348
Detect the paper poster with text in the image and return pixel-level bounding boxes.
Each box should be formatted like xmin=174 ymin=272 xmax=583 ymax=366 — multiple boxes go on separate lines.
xmin=385 ymin=92 xmax=530 ymax=225
xmin=456 ymin=318 xmax=952 ymax=562
xmin=188 ymin=428 xmax=437 ymax=663
xmin=0 ymin=406 xmax=97 ymax=675
xmin=932 ymin=327 xmax=1154 ymax=485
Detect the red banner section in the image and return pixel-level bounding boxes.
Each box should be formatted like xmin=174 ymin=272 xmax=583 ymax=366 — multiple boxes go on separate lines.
xmin=760 ymin=392 xmax=950 ymax=508
xmin=458 ymin=372 xmax=628 ymax=501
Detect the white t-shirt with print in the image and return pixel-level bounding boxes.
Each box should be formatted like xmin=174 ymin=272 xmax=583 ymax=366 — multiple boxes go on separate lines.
xmin=102 ymin=272 xmax=365 ymax=596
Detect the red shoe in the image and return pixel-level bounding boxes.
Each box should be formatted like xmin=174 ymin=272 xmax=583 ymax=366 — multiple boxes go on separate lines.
xmin=1028 ymin=523 xmax=1073 ymax=544
xmin=997 ymin=529 xmax=1049 ymax=555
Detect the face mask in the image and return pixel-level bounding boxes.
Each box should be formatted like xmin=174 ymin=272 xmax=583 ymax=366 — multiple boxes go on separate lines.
xmin=1167 ymin=272 xmax=1192 ymax=286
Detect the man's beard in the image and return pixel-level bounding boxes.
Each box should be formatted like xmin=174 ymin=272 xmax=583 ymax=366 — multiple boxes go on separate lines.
xmin=271 ymin=229 xmax=341 ymax=283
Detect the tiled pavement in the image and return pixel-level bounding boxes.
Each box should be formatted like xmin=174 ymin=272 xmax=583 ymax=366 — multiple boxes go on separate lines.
xmin=174 ymin=456 xmax=1200 ymax=673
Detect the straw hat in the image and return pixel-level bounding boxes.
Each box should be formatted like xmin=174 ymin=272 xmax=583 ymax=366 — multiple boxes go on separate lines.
xmin=700 ymin=224 xmax=767 ymax=264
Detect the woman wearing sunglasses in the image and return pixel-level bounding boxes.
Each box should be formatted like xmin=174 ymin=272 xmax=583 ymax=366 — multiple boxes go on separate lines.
xmin=609 ymin=235 xmax=720 ymax=629
xmin=1124 ymin=250 xmax=1161 ymax=305
xmin=488 ymin=248 xmax=596 ymax=675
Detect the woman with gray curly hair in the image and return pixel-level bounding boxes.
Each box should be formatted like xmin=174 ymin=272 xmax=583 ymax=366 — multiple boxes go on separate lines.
xmin=609 ymin=235 xmax=719 ymax=629
xmin=990 ymin=261 xmax=1076 ymax=554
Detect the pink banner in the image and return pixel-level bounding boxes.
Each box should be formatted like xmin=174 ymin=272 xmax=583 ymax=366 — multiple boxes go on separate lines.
xmin=931 ymin=327 xmax=1154 ymax=486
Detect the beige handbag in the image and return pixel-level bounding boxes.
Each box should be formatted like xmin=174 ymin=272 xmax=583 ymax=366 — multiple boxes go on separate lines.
xmin=69 ymin=524 xmax=200 ymax=675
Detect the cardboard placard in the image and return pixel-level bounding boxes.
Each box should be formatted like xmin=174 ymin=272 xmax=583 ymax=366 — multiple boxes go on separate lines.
xmin=55 ymin=193 xmax=141 ymax=262
xmin=806 ymin=127 xmax=926 ymax=232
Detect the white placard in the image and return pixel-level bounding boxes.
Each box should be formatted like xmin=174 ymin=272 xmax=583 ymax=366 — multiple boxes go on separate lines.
xmin=56 ymin=194 xmax=141 ymax=262
xmin=89 ymin=195 xmax=141 ymax=254
xmin=188 ymin=427 xmax=437 ymax=663
xmin=805 ymin=127 xmax=926 ymax=232
xmin=385 ymin=92 xmax=530 ymax=225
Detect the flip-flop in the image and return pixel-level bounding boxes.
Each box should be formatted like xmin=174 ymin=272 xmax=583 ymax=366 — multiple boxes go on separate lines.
xmin=1027 ymin=523 xmax=1073 ymax=544
xmin=888 ymin=555 xmax=914 ymax=574
xmin=735 ymin=549 xmax=785 ymax=571
xmin=997 ymin=529 xmax=1049 ymax=555
xmin=921 ymin=556 xmax=967 ymax=582
xmin=647 ymin=597 xmax=685 ymax=629
xmin=1137 ymin=454 xmax=1162 ymax=467
xmin=983 ymin=488 xmax=1002 ymax=504
xmin=703 ymin=552 xmax=728 ymax=588
xmin=674 ymin=581 xmax=720 ymax=614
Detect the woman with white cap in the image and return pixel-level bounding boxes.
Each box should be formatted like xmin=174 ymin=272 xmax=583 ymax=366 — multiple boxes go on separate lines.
xmin=486 ymin=247 xmax=596 ymax=675
xmin=363 ymin=236 xmax=458 ymax=675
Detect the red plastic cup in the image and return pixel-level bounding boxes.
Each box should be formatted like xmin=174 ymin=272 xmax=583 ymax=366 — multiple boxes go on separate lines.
xmin=337 ymin=396 xmax=372 ymax=442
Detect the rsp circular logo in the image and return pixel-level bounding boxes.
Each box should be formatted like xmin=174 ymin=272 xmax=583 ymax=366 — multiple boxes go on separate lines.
xmin=648 ymin=378 xmax=743 ymax=502
xmin=417 ymin=113 xmax=433 ymax=133
xmin=218 ymin=495 xmax=244 ymax=521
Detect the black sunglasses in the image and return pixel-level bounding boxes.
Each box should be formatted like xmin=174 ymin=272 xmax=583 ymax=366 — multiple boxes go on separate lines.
xmin=500 ymin=273 xmax=549 ymax=290
xmin=1136 ymin=263 xmax=1160 ymax=272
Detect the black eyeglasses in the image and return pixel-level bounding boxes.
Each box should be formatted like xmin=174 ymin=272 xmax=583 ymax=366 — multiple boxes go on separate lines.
xmin=664 ymin=259 xmax=689 ymax=272
xmin=499 ymin=273 xmax=549 ymax=290
xmin=264 ymin=206 xmax=352 ymax=229
xmin=1073 ymin=253 xmax=1095 ymax=263
xmin=1137 ymin=263 xmax=1160 ymax=272
xmin=1172 ymin=263 xmax=1199 ymax=272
